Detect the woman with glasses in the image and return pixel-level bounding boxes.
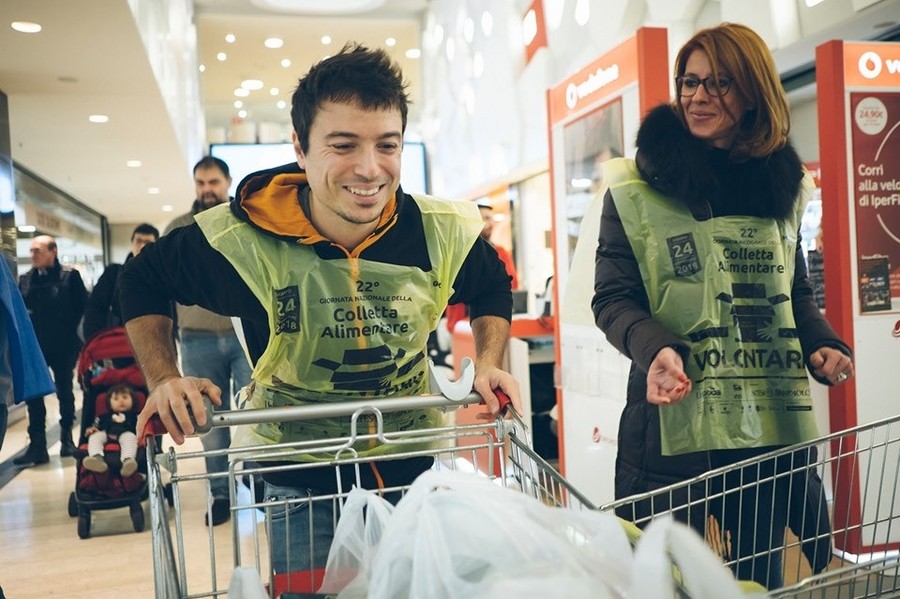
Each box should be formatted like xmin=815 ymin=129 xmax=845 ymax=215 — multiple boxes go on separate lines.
xmin=592 ymin=23 xmax=853 ymax=589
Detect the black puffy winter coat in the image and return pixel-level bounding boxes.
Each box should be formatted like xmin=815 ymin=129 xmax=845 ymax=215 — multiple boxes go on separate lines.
xmin=591 ymin=104 xmax=851 ymax=496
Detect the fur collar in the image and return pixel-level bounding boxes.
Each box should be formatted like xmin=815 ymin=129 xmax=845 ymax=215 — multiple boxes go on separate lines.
xmin=634 ymin=104 xmax=803 ymax=220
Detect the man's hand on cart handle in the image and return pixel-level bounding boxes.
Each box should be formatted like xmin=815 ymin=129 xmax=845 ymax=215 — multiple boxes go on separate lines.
xmin=136 ymin=376 xmax=222 ymax=445
xmin=472 ymin=364 xmax=522 ymax=420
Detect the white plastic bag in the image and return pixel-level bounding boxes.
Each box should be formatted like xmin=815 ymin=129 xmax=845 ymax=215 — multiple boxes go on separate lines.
xmin=227 ymin=566 xmax=268 ymax=599
xmin=631 ymin=515 xmax=767 ymax=599
xmin=318 ymin=487 xmax=395 ymax=596
xmin=320 ymin=470 xmax=764 ymax=598
xmin=365 ymin=470 xmax=633 ymax=598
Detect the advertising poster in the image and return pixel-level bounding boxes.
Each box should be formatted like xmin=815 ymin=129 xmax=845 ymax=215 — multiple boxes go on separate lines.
xmin=850 ymin=92 xmax=900 ymax=313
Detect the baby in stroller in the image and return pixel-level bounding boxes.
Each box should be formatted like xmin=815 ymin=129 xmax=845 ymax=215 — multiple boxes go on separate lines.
xmin=69 ymin=327 xmax=150 ymax=538
xmin=83 ymin=383 xmax=139 ymax=477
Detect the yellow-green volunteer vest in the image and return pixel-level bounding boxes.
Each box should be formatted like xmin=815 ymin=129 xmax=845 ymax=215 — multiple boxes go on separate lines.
xmin=195 ymin=196 xmax=481 ymax=460
xmin=603 ymin=158 xmax=819 ymax=455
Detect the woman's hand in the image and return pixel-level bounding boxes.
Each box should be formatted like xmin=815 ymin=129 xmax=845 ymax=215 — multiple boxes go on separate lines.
xmin=809 ymin=347 xmax=854 ymax=386
xmin=646 ymin=347 xmax=692 ymax=405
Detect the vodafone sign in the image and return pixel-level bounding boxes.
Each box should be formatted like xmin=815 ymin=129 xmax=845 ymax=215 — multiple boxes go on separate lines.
xmin=845 ymin=42 xmax=900 ymax=87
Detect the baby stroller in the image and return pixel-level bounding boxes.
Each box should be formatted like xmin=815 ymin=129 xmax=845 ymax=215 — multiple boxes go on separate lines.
xmin=66 ymin=327 xmax=150 ymax=539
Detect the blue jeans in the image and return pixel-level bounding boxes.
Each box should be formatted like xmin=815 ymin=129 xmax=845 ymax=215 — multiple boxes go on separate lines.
xmin=180 ymin=330 xmax=251 ymax=499
xmin=265 ymin=482 xmax=403 ymax=575
xmin=265 ymin=483 xmax=338 ymax=574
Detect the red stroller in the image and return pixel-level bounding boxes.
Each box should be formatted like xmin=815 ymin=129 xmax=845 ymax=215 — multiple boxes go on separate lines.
xmin=66 ymin=327 xmax=150 ymax=539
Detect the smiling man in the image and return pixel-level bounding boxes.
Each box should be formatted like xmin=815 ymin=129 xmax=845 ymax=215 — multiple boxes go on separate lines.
xmin=118 ymin=43 xmax=519 ymax=573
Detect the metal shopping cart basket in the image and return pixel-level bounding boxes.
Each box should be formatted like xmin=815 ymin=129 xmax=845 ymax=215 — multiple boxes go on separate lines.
xmin=147 ymin=390 xmax=596 ymax=599
xmin=600 ymin=412 xmax=900 ymax=597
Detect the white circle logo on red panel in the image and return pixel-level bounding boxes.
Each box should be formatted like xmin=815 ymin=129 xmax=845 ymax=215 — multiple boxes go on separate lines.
xmin=858 ymin=51 xmax=882 ymax=79
xmin=854 ymin=97 xmax=888 ymax=135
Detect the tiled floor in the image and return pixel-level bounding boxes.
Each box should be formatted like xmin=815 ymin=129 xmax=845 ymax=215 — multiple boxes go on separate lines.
xmin=0 ymin=389 xmax=221 ymax=598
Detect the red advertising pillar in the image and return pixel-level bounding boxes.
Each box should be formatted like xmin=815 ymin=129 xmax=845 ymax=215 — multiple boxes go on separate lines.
xmin=816 ymin=39 xmax=900 ymax=558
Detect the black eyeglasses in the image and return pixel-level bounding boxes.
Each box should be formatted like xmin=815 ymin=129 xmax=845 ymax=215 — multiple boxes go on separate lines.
xmin=676 ymin=75 xmax=733 ymax=97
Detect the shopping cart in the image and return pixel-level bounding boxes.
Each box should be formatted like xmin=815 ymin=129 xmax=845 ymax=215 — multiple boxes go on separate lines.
xmin=147 ymin=390 xmax=597 ymax=598
xmin=600 ymin=413 xmax=900 ymax=597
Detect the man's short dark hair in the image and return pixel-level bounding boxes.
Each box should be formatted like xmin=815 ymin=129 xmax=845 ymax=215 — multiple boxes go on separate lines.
xmin=193 ymin=156 xmax=230 ymax=178
xmin=291 ymin=43 xmax=409 ymax=153
xmin=132 ymin=223 xmax=160 ymax=241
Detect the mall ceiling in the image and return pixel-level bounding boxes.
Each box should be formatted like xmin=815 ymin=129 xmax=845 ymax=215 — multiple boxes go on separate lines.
xmin=0 ymin=0 xmax=426 ymax=227
xmin=0 ymin=0 xmax=897 ymax=229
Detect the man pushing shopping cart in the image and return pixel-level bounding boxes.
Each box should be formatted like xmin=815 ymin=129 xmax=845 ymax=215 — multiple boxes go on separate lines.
xmin=119 ymin=42 xmax=521 ymax=593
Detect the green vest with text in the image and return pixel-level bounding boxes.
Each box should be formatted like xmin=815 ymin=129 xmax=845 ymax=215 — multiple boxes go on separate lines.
xmin=195 ymin=196 xmax=481 ymax=460
xmin=604 ymin=157 xmax=819 ymax=455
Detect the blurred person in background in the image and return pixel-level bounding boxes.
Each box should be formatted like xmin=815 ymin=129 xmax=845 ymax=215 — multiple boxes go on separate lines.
xmin=163 ymin=156 xmax=251 ymax=527
xmin=445 ymin=202 xmax=517 ymax=334
xmin=0 ymin=255 xmax=55 ymax=453
xmin=82 ymin=222 xmax=159 ymax=341
xmin=15 ymin=235 xmax=87 ymax=465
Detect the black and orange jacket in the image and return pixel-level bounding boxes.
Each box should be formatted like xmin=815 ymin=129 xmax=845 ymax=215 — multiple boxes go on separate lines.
xmin=120 ymin=161 xmax=512 ymax=366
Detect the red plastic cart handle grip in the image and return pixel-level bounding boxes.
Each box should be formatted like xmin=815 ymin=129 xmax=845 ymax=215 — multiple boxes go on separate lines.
xmin=493 ymin=389 xmax=513 ymax=414
xmin=144 ymin=416 xmax=168 ymax=437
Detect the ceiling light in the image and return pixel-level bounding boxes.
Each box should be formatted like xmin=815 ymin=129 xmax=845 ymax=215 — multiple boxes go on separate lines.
xmin=805 ymin=0 xmax=825 ymax=5
xmin=199 ymin=64 xmax=206 ymax=72
xmin=11 ymin=21 xmax=41 ymax=33
xmin=405 ymin=48 xmax=421 ymax=59
xmin=234 ymin=88 xmax=250 ymax=97
xmin=522 ymin=10 xmax=537 ymax=45
xmin=242 ymin=79 xmax=264 ymax=90
xmin=264 ymin=37 xmax=284 ymax=49
xmin=126 ymin=160 xmax=142 ymax=168
xmin=473 ymin=52 xmax=484 ymax=77
xmin=544 ymin=0 xmax=564 ymax=30
xmin=481 ymin=12 xmax=493 ymax=37
xmin=234 ymin=100 xmax=243 ymax=108
xmin=249 ymin=0 xmax=386 ymax=14
xmin=238 ymin=110 xmax=248 ymax=118
xmin=574 ymin=0 xmax=590 ymax=26
xmin=148 ymin=187 xmax=160 ymax=195
xmin=225 ymin=33 xmax=236 ymax=43
xmin=161 ymin=204 xmax=174 ymax=212
xmin=463 ymin=18 xmax=474 ymax=43
xmin=88 ymin=114 xmax=109 ymax=123
xmin=281 ymin=58 xmax=292 ymax=68
xmin=571 ymin=178 xmax=592 ymax=189
xmin=217 ymin=52 xmax=227 ymax=61
xmin=270 ymin=87 xmax=280 ymax=96
xmin=17 ymin=225 xmax=36 ymax=233
xmin=386 ymin=37 xmax=397 ymax=47
xmin=277 ymin=100 xmax=287 ymax=109
xmin=321 ymin=35 xmax=332 ymax=45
